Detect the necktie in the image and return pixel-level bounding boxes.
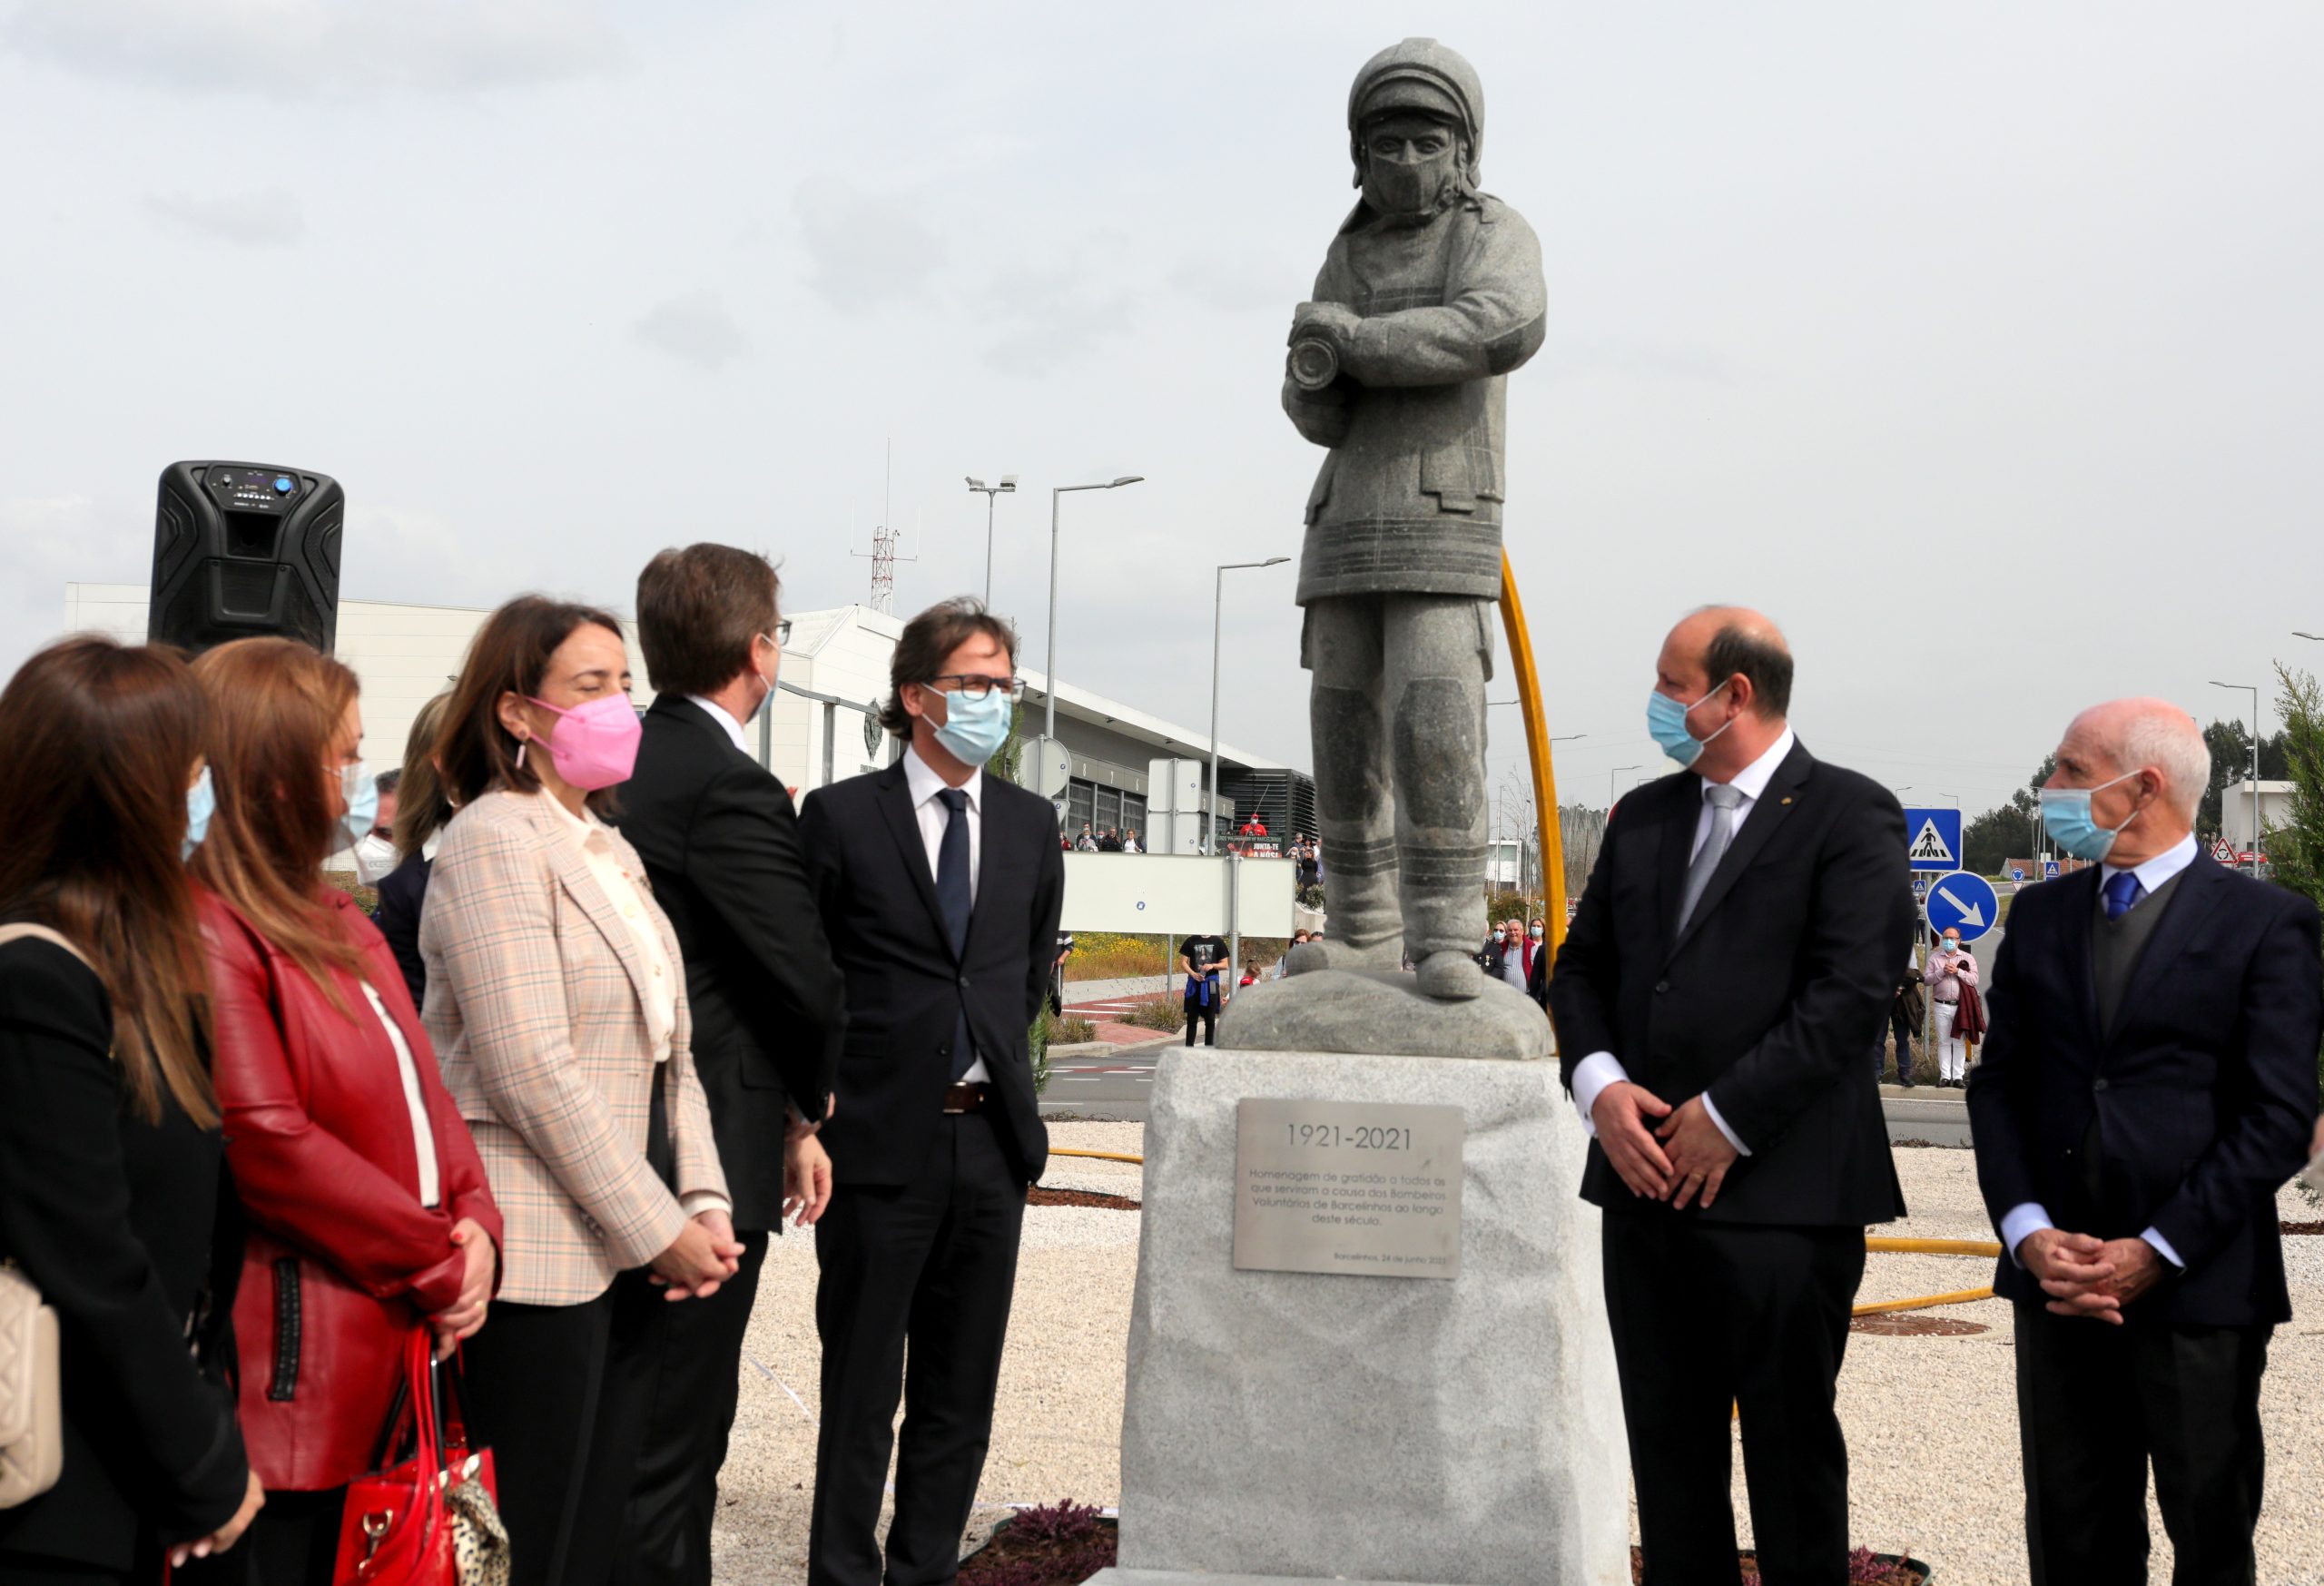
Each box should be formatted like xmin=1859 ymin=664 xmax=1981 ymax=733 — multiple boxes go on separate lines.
xmin=937 ymin=788 xmax=975 ymax=1079
xmin=2102 ymin=870 xmax=2143 ymax=921
xmin=1676 ymin=783 xmax=1744 ymax=932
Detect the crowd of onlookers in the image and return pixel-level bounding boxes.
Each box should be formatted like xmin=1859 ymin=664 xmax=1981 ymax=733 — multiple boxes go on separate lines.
xmin=0 ymin=546 xmax=1067 ymax=1586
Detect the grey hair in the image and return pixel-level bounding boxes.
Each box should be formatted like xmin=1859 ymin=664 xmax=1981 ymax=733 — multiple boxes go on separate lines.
xmin=2106 ymin=710 xmax=2211 ymax=821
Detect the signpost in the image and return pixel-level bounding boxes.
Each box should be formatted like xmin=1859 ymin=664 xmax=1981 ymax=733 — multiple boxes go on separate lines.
xmin=1924 ymin=870 xmax=1999 ymax=943
xmin=1904 ymin=806 xmax=1963 ymax=872
xmin=2010 ymin=866 xmax=2025 ymax=882
xmin=2043 ymin=859 xmax=2060 ymax=878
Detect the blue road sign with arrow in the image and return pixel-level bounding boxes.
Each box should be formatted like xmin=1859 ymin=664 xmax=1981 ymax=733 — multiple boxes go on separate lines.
xmin=1925 ymin=870 xmax=2000 ymax=942
xmin=1904 ymin=807 xmax=1963 ymax=872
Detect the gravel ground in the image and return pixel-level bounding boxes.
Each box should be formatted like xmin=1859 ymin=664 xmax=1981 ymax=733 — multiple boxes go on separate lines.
xmin=708 ymin=1128 xmax=2324 ymax=1585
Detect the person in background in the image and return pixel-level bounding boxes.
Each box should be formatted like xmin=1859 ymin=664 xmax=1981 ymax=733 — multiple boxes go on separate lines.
xmin=1923 ymin=925 xmax=1977 ymax=1087
xmin=351 ymin=768 xmax=400 ymax=884
xmin=188 ymin=637 xmax=503 ymax=1581
xmin=422 ymin=596 xmax=739 ymax=1586
xmin=1525 ymin=916 xmax=1546 ymax=977
xmin=1180 ymin=929 xmax=1229 ymax=1047
xmin=1879 ymin=944 xmax=1923 ymax=1088
xmin=0 ymin=637 xmax=264 ymax=1581
xmin=1121 ymin=829 xmax=1143 ymax=854
xmin=1050 ymin=930 xmax=1075 ymax=1017
xmin=1075 ymin=823 xmax=1100 ymax=852
xmin=1274 ymin=929 xmax=1311 ymax=980
xmin=795 ymin=598 xmax=1065 ymax=1586
xmin=615 ymin=545 xmax=843 ymax=1584
xmin=1969 ymin=698 xmax=2321 ymax=1585
xmin=1098 ymin=827 xmax=1124 ymax=852
xmin=1482 ymin=918 xmax=1527 ymax=992
xmin=369 ymin=693 xmax=455 ymax=1010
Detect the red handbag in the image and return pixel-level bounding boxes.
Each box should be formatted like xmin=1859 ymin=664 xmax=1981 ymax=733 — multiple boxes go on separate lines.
xmin=333 ymin=1332 xmax=505 ymax=1585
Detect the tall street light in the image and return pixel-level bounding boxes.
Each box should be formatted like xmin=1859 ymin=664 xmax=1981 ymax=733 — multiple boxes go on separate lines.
xmin=965 ymin=474 xmax=1017 ymax=604
xmin=1045 ymin=476 xmax=1145 ymax=743
xmin=2211 ymin=680 xmax=2260 ymax=871
xmin=1610 ymin=765 xmax=1640 ymax=811
xmin=1209 ymin=557 xmax=1293 ymax=853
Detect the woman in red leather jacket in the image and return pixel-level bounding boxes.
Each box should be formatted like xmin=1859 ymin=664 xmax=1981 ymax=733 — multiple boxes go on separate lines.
xmin=189 ymin=637 xmax=504 ymax=1582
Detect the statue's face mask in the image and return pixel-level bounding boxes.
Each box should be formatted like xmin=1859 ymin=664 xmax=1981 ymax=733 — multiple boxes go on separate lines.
xmin=1359 ymin=113 xmax=1463 ymax=225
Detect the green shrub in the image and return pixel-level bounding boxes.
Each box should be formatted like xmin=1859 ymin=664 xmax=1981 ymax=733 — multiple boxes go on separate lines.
xmin=1121 ymin=998 xmax=1187 ymax=1033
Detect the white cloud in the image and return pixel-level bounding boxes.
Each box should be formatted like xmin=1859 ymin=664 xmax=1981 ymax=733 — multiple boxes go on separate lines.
xmin=0 ymin=0 xmax=620 ymax=95
xmin=634 ymin=290 xmax=750 ymax=371
xmin=142 ymin=188 xmax=305 ymax=246
xmin=792 ymin=179 xmax=948 ymax=315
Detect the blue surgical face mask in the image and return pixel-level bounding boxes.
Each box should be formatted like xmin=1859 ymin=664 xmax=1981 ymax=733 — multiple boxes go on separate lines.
xmin=183 ymin=766 xmax=214 ymax=859
xmin=338 ymin=762 xmax=379 ymax=845
xmin=931 ymin=686 xmax=1012 ymax=768
xmin=1645 ymin=678 xmax=1733 ymax=768
xmin=2039 ymin=768 xmax=2142 ymax=862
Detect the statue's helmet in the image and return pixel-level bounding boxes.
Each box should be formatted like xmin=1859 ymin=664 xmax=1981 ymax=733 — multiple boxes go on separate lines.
xmin=1345 ymin=37 xmax=1484 ymax=189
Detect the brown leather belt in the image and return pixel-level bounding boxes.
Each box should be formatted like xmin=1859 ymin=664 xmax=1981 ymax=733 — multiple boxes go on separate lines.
xmin=942 ymin=1081 xmax=992 ymax=1115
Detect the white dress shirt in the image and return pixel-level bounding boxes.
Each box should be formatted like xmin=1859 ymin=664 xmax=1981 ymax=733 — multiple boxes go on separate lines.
xmin=539 ymin=793 xmax=731 ymax=1219
xmin=901 ymin=747 xmax=991 ymax=1083
xmin=1996 ymin=831 xmax=2201 ymax=1269
xmin=360 ymin=980 xmax=440 ymax=1208
xmin=1570 ymin=725 xmax=1797 ymax=1156
xmin=684 ymin=694 xmax=751 ymax=754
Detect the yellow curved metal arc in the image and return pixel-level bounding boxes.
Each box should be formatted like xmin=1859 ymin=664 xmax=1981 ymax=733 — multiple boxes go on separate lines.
xmin=1851 ymin=1286 xmax=1997 ymax=1316
xmin=1496 ymin=550 xmax=1567 ymax=959
xmin=1049 ymin=1148 xmax=1147 ymax=1165
xmin=1864 ymin=1236 xmax=2004 ymax=1256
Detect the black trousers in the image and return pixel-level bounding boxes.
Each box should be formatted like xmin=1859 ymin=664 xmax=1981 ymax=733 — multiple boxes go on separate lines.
xmin=809 ymin=1111 xmax=1026 ymax=1586
xmin=1602 ymin=1215 xmax=1866 ymax=1586
xmin=465 ymin=1272 xmax=670 ymax=1586
xmin=1183 ymin=1000 xmax=1216 ymax=1047
xmin=2014 ymin=1304 xmax=2270 ymax=1586
xmin=617 ymin=1230 xmax=772 ymax=1586
xmin=241 ymin=1485 xmax=346 ymax=1584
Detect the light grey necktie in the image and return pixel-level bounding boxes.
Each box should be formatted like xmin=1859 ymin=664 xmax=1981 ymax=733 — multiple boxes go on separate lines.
xmin=1676 ymin=783 xmax=1745 ymax=932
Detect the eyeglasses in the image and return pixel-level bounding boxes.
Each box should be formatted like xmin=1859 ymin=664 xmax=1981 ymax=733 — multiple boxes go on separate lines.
xmin=923 ymin=674 xmax=1025 ymax=702
xmin=764 ymin=620 xmax=793 ymax=646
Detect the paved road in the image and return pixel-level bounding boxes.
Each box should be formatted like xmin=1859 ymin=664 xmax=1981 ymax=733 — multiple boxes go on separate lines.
xmin=1044 ymin=1052 xmax=1976 ymax=1146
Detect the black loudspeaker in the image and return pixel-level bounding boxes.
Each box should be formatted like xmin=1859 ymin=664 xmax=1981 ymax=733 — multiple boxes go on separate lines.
xmin=148 ymin=461 xmax=344 ymax=655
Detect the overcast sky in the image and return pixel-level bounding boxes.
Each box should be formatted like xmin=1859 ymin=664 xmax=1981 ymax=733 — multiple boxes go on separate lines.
xmin=5 ymin=1 xmax=2320 ymax=826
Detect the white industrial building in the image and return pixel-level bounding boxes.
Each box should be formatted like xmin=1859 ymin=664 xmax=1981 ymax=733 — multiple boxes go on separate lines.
xmin=2220 ymin=779 xmax=2297 ymax=852
xmin=61 ymin=584 xmax=1305 ymax=842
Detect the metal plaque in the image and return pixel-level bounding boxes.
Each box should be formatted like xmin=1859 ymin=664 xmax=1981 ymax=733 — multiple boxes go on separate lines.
xmin=1232 ymin=1098 xmax=1462 ymax=1279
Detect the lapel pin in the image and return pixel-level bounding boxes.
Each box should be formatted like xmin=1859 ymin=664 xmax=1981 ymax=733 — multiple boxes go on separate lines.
xmin=1780 ymin=796 xmax=1793 ymax=805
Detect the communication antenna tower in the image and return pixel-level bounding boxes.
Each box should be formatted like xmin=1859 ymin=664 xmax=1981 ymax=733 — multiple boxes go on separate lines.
xmin=849 ymin=438 xmax=917 ymax=614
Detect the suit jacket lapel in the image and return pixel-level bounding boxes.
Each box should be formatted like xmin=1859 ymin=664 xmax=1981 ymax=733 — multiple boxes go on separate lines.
xmin=534 ymin=798 xmax=658 ymax=1014
xmin=873 ymin=763 xmax=958 ymax=959
xmin=1654 ymin=784 xmax=1693 ymax=946
xmin=2103 ymin=856 xmax=2229 ymax=1046
xmin=2056 ymin=867 xmax=2101 ymax=1041
xmin=1664 ymin=741 xmax=1812 ymax=966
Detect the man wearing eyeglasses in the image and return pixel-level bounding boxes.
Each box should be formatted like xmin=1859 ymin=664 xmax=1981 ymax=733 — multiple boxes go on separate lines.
xmin=796 ymin=596 xmax=1067 ymax=1586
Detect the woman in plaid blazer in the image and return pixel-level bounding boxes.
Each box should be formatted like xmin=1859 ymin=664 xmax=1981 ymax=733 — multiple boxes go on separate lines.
xmin=419 ymin=597 xmax=739 ymax=1586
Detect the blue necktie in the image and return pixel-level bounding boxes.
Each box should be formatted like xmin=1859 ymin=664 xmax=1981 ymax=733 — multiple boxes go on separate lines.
xmin=2102 ymin=870 xmax=2143 ymax=921
xmin=937 ymin=788 xmax=975 ymax=1079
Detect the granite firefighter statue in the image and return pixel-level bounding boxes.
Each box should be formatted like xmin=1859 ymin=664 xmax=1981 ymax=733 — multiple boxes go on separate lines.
xmin=1282 ymin=37 xmax=1546 ymax=1002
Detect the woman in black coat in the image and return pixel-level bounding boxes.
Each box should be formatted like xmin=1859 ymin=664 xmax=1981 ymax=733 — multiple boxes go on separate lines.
xmin=368 ymin=692 xmax=454 ymax=1010
xmin=0 ymin=637 xmax=263 ymax=1581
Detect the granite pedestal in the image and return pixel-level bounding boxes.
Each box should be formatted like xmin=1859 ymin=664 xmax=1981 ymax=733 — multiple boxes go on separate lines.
xmin=1105 ymin=1049 xmax=1628 ymax=1586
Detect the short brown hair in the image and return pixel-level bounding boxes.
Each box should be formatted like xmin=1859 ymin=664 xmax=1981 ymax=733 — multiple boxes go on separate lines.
xmin=436 ymin=596 xmax=627 ymax=811
xmin=635 ymin=544 xmax=781 ymax=698
xmin=878 ymin=597 xmax=1019 ymax=740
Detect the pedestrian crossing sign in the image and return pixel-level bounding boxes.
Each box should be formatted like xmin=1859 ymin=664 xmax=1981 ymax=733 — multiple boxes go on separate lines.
xmin=1904 ymin=807 xmax=1961 ymax=872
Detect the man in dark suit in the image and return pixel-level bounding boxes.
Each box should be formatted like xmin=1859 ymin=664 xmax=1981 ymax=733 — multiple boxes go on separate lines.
xmin=613 ymin=544 xmax=846 ymax=1586
xmin=1968 ymin=697 xmax=2320 ymax=1586
xmin=1547 ymin=606 xmax=1911 ymax=1586
xmin=798 ymin=597 xmax=1066 ymax=1586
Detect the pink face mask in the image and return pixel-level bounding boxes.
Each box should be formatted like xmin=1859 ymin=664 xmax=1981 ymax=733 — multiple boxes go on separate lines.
xmin=523 ymin=694 xmax=641 ymax=791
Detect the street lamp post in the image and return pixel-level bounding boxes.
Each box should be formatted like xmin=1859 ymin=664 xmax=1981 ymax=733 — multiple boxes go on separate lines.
xmin=1043 ymin=476 xmax=1145 ymax=746
xmin=965 ymin=475 xmax=1017 ymax=604
xmin=2211 ymin=680 xmax=2261 ymax=871
xmin=1209 ymin=557 xmax=1292 ymax=854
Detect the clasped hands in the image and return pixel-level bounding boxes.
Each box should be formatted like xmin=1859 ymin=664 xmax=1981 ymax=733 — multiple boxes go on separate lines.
xmin=1590 ymin=1081 xmax=1738 ymax=1210
xmin=2016 ymin=1226 xmax=2164 ymax=1324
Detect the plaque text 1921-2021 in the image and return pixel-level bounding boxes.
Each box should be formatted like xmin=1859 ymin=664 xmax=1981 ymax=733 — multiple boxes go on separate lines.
xmin=1232 ymin=1098 xmax=1464 ymax=1279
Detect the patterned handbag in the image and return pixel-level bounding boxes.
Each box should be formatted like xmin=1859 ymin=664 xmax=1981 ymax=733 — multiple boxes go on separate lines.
xmin=0 ymin=922 xmax=85 ymax=1510
xmin=334 ymin=1331 xmax=508 ymax=1585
